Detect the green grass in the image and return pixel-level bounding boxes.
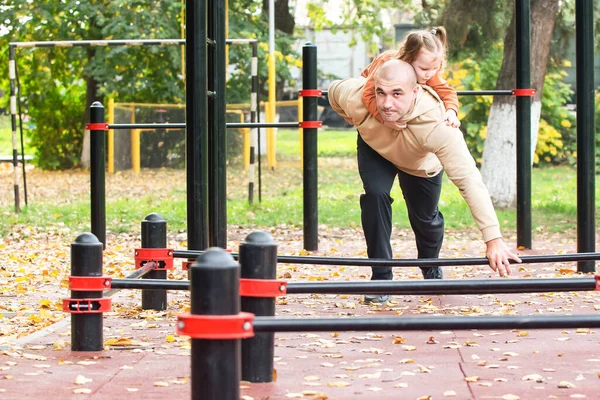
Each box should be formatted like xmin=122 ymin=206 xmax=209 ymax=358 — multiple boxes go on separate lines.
xmin=1 ymin=127 xmax=596 ymax=240
xmin=0 ymin=115 xmax=33 ymax=156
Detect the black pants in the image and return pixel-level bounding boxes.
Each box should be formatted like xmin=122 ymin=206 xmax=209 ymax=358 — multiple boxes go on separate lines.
xmin=357 ymin=134 xmax=444 ymax=280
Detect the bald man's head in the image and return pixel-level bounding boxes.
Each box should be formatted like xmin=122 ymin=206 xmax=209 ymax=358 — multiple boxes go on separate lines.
xmin=373 ymin=59 xmax=419 ymax=123
xmin=374 ymin=59 xmax=417 ymax=88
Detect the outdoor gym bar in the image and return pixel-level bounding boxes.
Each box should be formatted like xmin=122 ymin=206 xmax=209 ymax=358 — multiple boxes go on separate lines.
xmin=172 ymin=249 xmax=600 ymax=267
xmin=109 ymin=276 xmax=599 ymax=295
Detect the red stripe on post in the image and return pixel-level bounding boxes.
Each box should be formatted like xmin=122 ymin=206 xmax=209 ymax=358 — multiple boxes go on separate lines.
xmin=511 ymin=89 xmax=536 ymax=96
xmin=134 ymin=248 xmax=174 ymax=270
xmin=299 ymin=121 xmax=322 ymax=129
xmin=299 ymin=89 xmax=322 ymax=97
xmin=86 ymin=123 xmax=109 ymax=130
xmin=240 ymin=278 xmax=287 ymax=297
xmin=69 ymin=276 xmax=112 ymax=291
xmin=176 ymin=312 xmax=255 ymax=339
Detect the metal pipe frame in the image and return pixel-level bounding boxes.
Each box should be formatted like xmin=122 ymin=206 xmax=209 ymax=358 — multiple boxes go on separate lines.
xmin=172 ymin=250 xmax=600 ymax=267
xmin=110 ymin=276 xmax=597 ymax=295
xmin=252 ymin=314 xmax=600 ymax=333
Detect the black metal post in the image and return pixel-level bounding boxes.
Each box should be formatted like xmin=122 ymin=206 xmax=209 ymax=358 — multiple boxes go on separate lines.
xmin=575 ymin=0 xmax=596 ymax=273
xmin=71 ymin=233 xmax=104 ymax=351
xmin=90 ymin=102 xmax=106 ymax=248
xmin=239 ymin=231 xmax=278 ymax=382
xmin=515 ymin=0 xmax=532 ymax=249
xmin=189 ymin=248 xmax=241 ymax=400
xmin=186 ymin=0 xmax=209 ymax=252
xmin=207 ymin=0 xmax=227 ymax=248
xmin=141 ymin=213 xmax=168 ymax=310
xmin=302 ymin=42 xmax=318 ymax=251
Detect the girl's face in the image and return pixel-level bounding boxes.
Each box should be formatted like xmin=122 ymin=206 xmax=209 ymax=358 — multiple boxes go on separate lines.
xmin=412 ymin=49 xmax=441 ymax=84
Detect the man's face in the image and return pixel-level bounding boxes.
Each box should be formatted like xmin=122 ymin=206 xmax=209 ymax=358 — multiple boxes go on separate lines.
xmin=375 ymin=78 xmax=418 ymax=123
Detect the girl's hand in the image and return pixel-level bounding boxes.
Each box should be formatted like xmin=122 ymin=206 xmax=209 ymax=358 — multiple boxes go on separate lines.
xmin=444 ymin=109 xmax=461 ymax=128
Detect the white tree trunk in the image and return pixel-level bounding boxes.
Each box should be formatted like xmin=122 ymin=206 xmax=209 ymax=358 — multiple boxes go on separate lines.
xmin=480 ymin=100 xmax=541 ymax=208
xmin=81 ymin=129 xmax=90 ymax=168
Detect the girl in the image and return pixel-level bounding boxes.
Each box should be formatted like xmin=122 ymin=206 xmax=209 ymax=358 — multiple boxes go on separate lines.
xmin=361 ymin=26 xmax=460 ymax=129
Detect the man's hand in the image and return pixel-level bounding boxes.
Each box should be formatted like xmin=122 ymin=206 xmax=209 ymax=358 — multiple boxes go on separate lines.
xmin=485 ymin=237 xmax=522 ymax=277
xmin=444 ymin=109 xmax=461 ymax=128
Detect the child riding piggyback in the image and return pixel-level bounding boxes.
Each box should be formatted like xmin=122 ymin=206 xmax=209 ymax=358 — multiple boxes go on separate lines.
xmin=361 ymin=26 xmax=460 ymax=130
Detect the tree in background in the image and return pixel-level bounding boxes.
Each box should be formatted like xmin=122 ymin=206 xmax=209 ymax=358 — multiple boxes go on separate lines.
xmin=0 ymin=0 xmax=183 ymax=169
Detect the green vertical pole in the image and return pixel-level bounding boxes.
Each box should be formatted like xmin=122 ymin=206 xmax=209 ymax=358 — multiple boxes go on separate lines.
xmin=208 ymin=0 xmax=227 ymax=248
xmin=575 ymin=0 xmax=595 ymax=273
xmin=515 ymin=0 xmax=532 ymax=249
xmin=302 ymin=42 xmax=318 ymax=251
xmin=186 ymin=0 xmax=209 ymax=251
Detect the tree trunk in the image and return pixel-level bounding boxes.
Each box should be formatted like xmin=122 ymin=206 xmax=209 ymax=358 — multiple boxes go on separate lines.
xmin=480 ymin=0 xmax=559 ymax=208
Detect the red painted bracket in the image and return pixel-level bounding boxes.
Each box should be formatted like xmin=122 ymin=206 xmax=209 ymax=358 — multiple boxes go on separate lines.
xmin=595 ymin=273 xmax=600 ymax=290
xmin=69 ymin=276 xmax=112 ymax=291
xmin=298 ymin=89 xmax=322 ymax=97
xmin=176 ymin=312 xmax=255 ymax=339
xmin=62 ymin=298 xmax=112 ymax=314
xmin=135 ymin=248 xmax=174 ymax=270
xmin=86 ymin=123 xmax=109 ymax=130
xmin=511 ymin=89 xmax=536 ymax=96
xmin=182 ymin=260 xmax=193 ymax=271
xmin=240 ymin=278 xmax=287 ymax=297
xmin=299 ymin=121 xmax=323 ymax=129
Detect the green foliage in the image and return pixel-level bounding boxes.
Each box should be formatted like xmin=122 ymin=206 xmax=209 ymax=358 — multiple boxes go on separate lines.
xmin=444 ymin=42 xmax=576 ymax=167
xmin=444 ymin=44 xmax=504 ymax=164
xmin=28 ymin=78 xmax=87 ymax=169
xmin=0 ymin=0 xmax=184 ymax=169
xmin=306 ymin=0 xmax=414 ymax=53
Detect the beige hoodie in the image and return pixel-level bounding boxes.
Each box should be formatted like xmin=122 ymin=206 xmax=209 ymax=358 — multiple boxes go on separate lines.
xmin=328 ymin=77 xmax=501 ymax=242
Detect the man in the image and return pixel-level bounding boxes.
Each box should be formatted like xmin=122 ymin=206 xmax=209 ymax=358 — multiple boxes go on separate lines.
xmin=328 ymin=59 xmax=521 ymax=304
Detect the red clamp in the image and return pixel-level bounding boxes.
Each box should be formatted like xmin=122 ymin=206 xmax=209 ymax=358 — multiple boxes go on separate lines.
xmin=69 ymin=276 xmax=112 ymax=291
xmin=240 ymin=278 xmax=287 ymax=297
xmin=176 ymin=312 xmax=255 ymax=339
xmin=595 ymin=273 xmax=600 ymax=290
xmin=86 ymin=123 xmax=109 ymax=130
xmin=512 ymin=89 xmax=536 ymax=97
xmin=62 ymin=298 xmax=112 ymax=314
xmin=135 ymin=248 xmax=174 ymax=270
xmin=299 ymin=89 xmax=322 ymax=97
xmin=299 ymin=121 xmax=323 ymax=129
xmin=182 ymin=260 xmax=193 ymax=271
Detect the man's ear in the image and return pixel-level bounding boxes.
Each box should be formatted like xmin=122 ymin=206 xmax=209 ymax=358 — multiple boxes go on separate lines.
xmin=412 ymin=85 xmax=419 ymax=96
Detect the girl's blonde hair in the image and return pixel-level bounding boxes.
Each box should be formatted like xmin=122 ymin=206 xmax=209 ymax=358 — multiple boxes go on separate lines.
xmin=393 ymin=26 xmax=448 ymax=70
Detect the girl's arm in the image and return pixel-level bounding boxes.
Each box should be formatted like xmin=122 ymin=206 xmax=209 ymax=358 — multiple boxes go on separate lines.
xmin=426 ymin=73 xmax=461 ymax=128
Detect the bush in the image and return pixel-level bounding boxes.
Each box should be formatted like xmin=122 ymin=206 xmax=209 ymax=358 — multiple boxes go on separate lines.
xmin=27 ymin=79 xmax=87 ymax=170
xmin=444 ymin=43 xmax=576 ymax=167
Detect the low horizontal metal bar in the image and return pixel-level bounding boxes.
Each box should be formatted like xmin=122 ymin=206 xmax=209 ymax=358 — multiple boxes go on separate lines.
xmin=109 ymin=123 xmax=185 ymax=129
xmin=172 ymin=250 xmax=600 ymax=267
xmin=253 ymin=314 xmax=600 ymax=332
xmin=104 ymin=262 xmax=156 ymax=297
xmin=286 ymin=278 xmax=596 ymax=295
xmin=318 ymin=89 xmax=512 ymax=98
xmin=111 ymin=279 xmax=188 ymax=290
xmin=9 ymin=38 xmax=256 ymax=48
xmin=114 ymin=277 xmax=595 ymax=295
xmin=456 ymin=90 xmax=513 ymax=96
xmin=108 ymin=122 xmax=303 ymax=130
xmin=227 ymin=122 xmax=301 ymax=129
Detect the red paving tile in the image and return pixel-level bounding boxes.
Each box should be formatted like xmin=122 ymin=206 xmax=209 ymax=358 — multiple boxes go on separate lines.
xmin=1 ymin=276 xmax=600 ymax=399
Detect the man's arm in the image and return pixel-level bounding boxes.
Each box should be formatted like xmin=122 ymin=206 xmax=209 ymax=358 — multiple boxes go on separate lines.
xmin=425 ymin=122 xmax=521 ymax=275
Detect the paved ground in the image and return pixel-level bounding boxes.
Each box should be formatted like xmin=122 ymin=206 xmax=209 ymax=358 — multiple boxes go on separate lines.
xmin=1 ymin=263 xmax=600 ymax=400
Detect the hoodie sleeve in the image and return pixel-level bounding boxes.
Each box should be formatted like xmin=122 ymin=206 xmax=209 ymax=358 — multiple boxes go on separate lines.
xmin=426 ymin=73 xmax=459 ymax=113
xmin=423 ymin=121 xmax=502 ymax=242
